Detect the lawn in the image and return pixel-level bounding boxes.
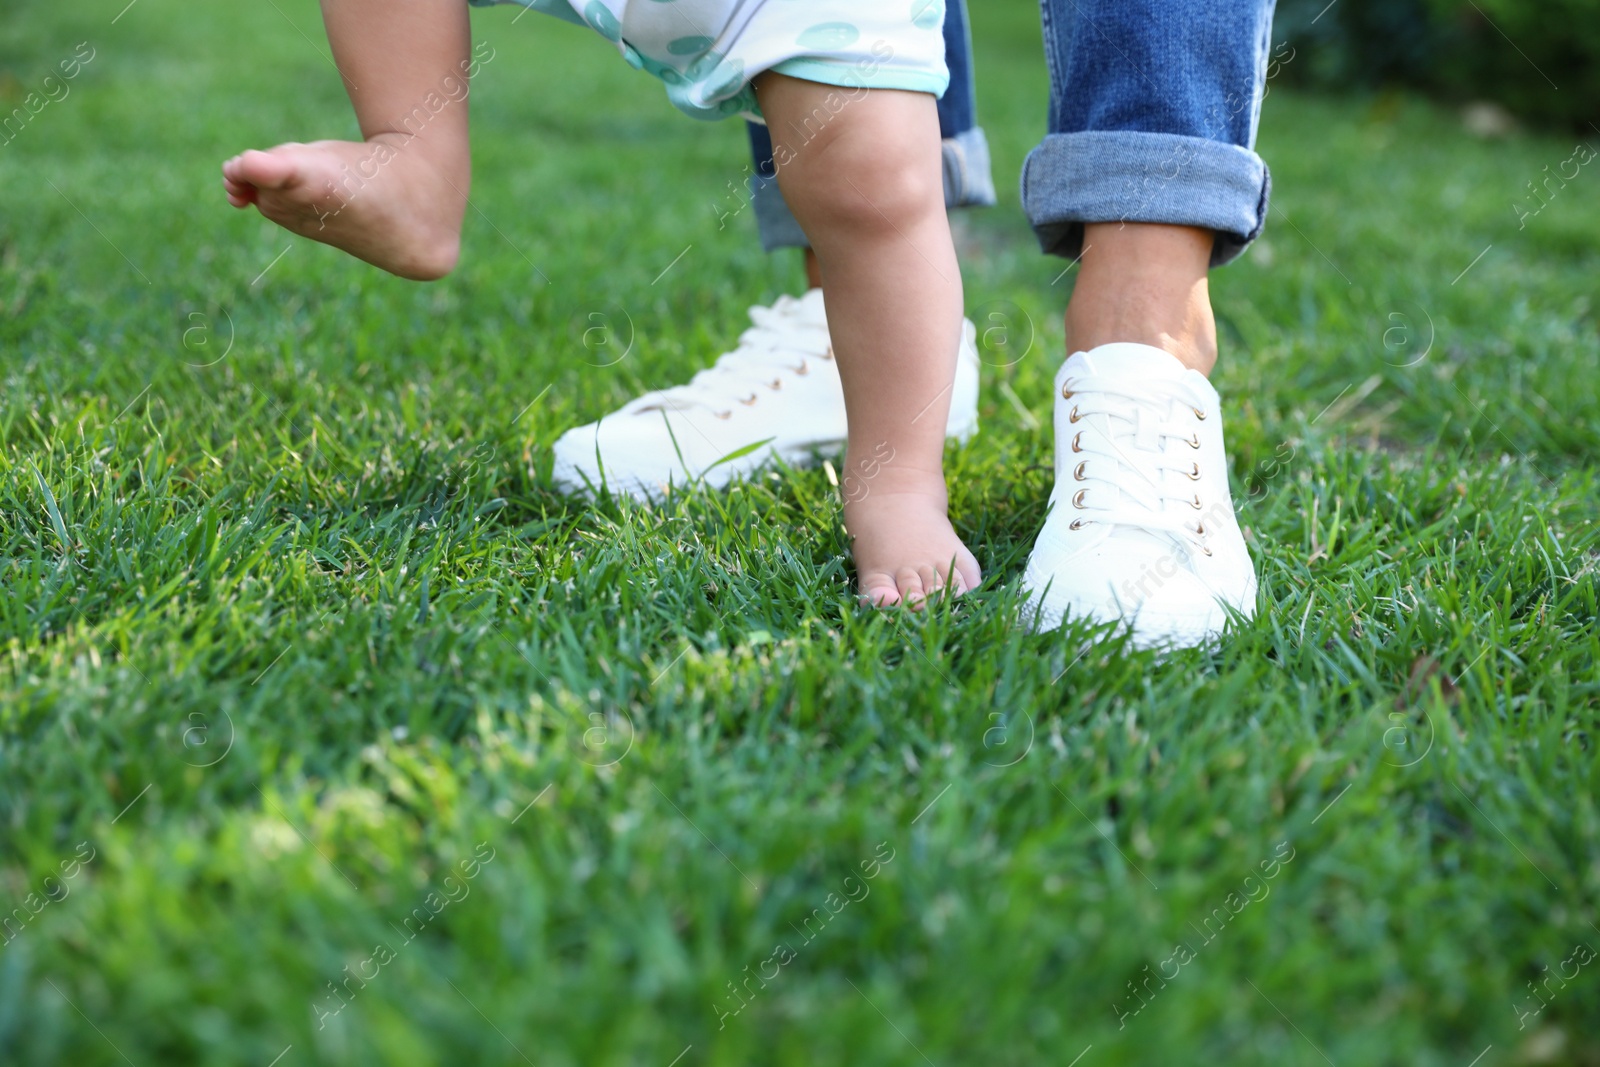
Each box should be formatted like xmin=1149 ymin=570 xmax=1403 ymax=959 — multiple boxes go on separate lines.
xmin=2 ymin=2 xmax=1599 ymax=1065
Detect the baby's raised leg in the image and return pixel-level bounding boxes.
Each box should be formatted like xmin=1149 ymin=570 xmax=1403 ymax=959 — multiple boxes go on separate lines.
xmin=752 ymin=74 xmax=980 ymax=607
xmin=222 ymin=0 xmax=475 ymax=280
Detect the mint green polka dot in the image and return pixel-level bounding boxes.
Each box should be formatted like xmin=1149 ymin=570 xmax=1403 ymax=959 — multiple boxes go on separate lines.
xmin=796 ymin=22 xmax=860 ymax=50
xmin=583 ymin=1 xmax=621 ymax=41
xmin=911 ymin=0 xmax=942 ymax=30
xmin=683 ymin=50 xmax=725 ymax=82
xmin=667 ymin=35 xmax=713 ymax=55
xmin=699 ymin=56 xmax=746 ymax=99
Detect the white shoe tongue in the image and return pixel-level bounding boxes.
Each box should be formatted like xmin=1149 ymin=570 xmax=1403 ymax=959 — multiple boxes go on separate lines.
xmin=1066 ymin=342 xmax=1189 ymax=379
xmin=1132 ymin=405 xmax=1160 ymax=451
xmin=792 ymin=288 xmax=828 ymax=324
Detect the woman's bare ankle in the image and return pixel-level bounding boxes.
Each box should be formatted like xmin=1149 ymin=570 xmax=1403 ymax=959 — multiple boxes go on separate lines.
xmin=1065 ymin=222 xmax=1219 ymax=376
xmin=1064 ymin=294 xmax=1218 ymax=375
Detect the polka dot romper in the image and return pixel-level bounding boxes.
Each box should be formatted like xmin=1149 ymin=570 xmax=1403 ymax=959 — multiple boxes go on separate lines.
xmin=469 ymin=0 xmax=950 ymax=120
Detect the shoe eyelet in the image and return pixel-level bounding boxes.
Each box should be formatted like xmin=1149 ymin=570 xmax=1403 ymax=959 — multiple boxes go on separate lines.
xmin=739 ymin=392 xmax=759 ymax=406
xmin=1185 ymin=462 xmax=1201 ymax=480
xmin=1072 ymin=488 xmax=1089 ymax=508
xmin=1186 ymin=433 xmax=1201 ymax=449
xmin=1068 ymin=405 xmax=1081 ymax=424
xmin=793 ymin=361 xmax=809 ymax=376
xmin=1189 ymin=494 xmax=1203 ymax=510
xmin=1073 ymin=460 xmax=1088 ymax=481
xmin=1193 ymin=407 xmax=1208 ymax=420
xmin=1069 ymin=519 xmax=1085 ymax=531
xmin=1201 ymin=546 xmax=1213 ymax=556
xmin=769 ymin=378 xmax=783 ymax=391
xmin=1070 ymin=431 xmax=1084 ymax=454
xmin=1194 ymin=522 xmax=1206 ymax=535
xmin=1060 ymin=384 xmax=1075 ymax=400
xmin=822 ymin=345 xmax=835 ymax=361
xmin=715 ymin=410 xmax=733 ymax=420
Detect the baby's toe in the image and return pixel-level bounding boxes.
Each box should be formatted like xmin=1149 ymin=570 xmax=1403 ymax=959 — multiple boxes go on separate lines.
xmin=230 ymin=147 xmax=301 ymax=191
xmin=908 ymin=565 xmax=947 ymax=610
xmin=947 ymin=568 xmax=969 ymax=597
xmin=955 ymin=552 xmax=982 ymax=595
xmin=858 ymin=572 xmax=903 ymax=608
xmin=895 ymin=567 xmax=928 ymax=608
xmin=222 ymin=174 xmax=257 ymax=206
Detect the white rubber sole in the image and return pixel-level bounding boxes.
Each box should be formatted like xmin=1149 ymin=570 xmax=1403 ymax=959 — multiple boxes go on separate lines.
xmin=554 ymin=415 xmax=981 ymax=500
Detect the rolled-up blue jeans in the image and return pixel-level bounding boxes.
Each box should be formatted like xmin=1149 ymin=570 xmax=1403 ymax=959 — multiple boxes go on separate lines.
xmin=744 ymin=0 xmax=996 ymax=253
xmin=1024 ymin=0 xmax=1277 ymax=267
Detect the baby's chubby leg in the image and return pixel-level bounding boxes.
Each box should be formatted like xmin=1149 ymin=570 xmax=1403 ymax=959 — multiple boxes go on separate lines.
xmin=222 ymin=0 xmax=476 ymax=280
xmin=752 ymin=73 xmax=979 ymax=607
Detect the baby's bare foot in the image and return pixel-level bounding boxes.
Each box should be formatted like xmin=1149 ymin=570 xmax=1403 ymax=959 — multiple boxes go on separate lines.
xmin=221 ymin=137 xmax=465 ymax=280
xmin=843 ymin=458 xmax=980 ymax=609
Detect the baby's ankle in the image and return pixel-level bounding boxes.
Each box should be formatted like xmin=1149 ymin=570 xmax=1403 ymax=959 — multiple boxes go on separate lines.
xmin=353 ymin=137 xmax=467 ymax=278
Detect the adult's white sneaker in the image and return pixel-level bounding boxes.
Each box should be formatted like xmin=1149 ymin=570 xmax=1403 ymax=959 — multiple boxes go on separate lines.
xmin=1022 ymin=343 xmax=1257 ymax=649
xmin=551 ymin=289 xmax=980 ymax=500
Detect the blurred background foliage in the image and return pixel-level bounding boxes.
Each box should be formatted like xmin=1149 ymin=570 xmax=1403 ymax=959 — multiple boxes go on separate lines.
xmin=1276 ymin=0 xmax=1600 ymax=131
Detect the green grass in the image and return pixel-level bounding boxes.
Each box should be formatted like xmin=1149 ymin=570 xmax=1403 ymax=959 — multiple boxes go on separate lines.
xmin=2 ymin=2 xmax=1599 ymax=1065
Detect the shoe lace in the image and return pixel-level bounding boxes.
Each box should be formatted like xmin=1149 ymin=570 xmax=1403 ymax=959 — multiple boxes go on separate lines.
xmin=1059 ymin=373 xmax=1217 ymax=550
xmin=627 ymin=298 xmax=831 ymax=418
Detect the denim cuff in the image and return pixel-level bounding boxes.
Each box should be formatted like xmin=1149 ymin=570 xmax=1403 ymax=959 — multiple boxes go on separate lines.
xmin=1021 ymin=130 xmax=1271 ymax=267
xmin=944 ymin=127 xmax=997 ymax=210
